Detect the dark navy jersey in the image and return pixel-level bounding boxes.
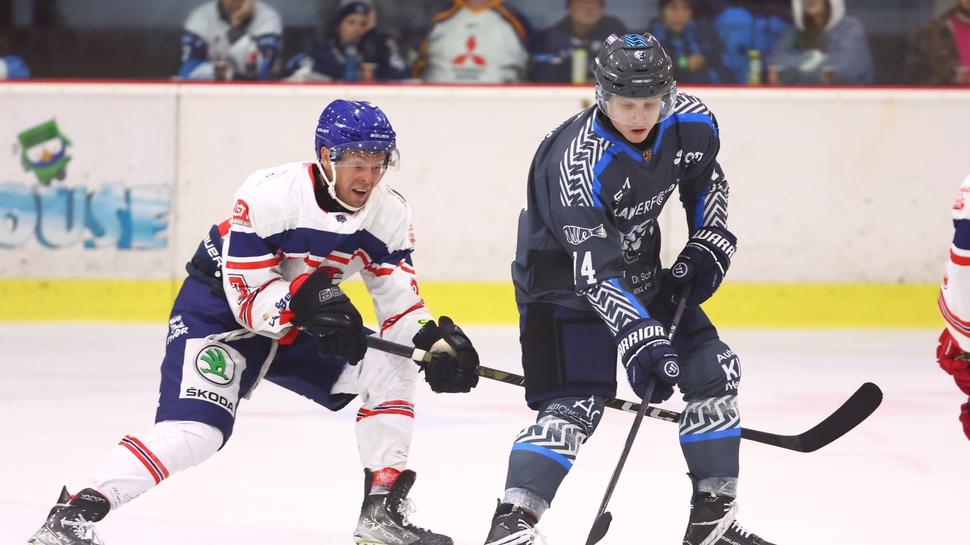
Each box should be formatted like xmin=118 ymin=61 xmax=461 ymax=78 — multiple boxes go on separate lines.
xmin=511 ymin=92 xmax=729 ymax=335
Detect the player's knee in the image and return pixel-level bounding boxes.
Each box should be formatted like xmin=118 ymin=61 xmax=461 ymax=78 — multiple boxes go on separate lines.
xmin=359 ymin=351 xmax=418 ymax=401
xmin=677 ymin=338 xmax=741 ymax=401
xmin=536 ymin=395 xmax=606 ymax=440
xmin=150 ymin=420 xmax=223 ymax=471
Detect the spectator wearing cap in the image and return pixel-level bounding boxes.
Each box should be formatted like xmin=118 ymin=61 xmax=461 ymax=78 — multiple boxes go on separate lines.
xmin=767 ymin=0 xmax=873 ymax=85
xmin=286 ymin=0 xmax=408 ymax=82
xmin=530 ymin=0 xmax=626 ymax=83
xmin=903 ymin=0 xmax=970 ymax=85
xmin=413 ymin=0 xmax=531 ymax=83
xmin=646 ymin=0 xmax=730 ymax=83
xmin=178 ymin=0 xmax=283 ymax=80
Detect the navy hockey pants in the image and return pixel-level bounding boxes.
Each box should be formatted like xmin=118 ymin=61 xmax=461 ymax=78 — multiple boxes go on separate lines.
xmin=155 ymin=277 xmax=354 ymax=445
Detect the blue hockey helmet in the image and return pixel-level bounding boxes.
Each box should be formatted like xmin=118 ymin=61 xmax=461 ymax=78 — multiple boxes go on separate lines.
xmin=593 ymin=33 xmax=678 ymax=125
xmin=314 ymin=99 xmax=399 ymax=169
xmin=313 ymin=99 xmax=399 ymax=212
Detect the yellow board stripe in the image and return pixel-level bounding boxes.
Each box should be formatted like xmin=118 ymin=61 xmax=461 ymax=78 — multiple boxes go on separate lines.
xmin=0 ymin=279 xmax=942 ymax=328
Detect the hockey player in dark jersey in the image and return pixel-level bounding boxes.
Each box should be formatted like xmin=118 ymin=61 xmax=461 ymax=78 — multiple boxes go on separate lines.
xmin=483 ymin=34 xmax=776 ymax=545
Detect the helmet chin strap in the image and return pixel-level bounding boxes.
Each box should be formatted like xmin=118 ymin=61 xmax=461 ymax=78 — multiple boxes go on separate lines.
xmin=316 ymin=160 xmax=363 ymax=213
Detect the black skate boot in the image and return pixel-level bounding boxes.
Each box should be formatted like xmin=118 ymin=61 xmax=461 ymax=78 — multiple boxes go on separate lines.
xmin=354 ymin=469 xmax=452 ymax=545
xmin=682 ymin=490 xmax=738 ymax=545
xmin=28 ymin=486 xmax=109 ymax=545
xmin=483 ymin=501 xmax=540 ymax=545
xmin=716 ymin=520 xmax=777 ymax=545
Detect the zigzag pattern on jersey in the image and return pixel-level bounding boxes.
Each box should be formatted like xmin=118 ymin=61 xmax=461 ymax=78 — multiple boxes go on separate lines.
xmin=679 ymin=395 xmax=740 ymax=436
xmin=559 ymin=116 xmax=610 ymax=207
xmin=585 ymin=281 xmax=642 ymax=335
xmin=513 ymin=414 xmax=589 ymax=464
xmin=672 ymin=92 xmax=711 ymax=116
xmin=702 ymin=180 xmax=729 ymax=228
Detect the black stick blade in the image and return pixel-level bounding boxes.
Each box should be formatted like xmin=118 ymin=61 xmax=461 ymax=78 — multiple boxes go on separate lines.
xmin=585 ymin=512 xmax=612 ymax=545
xmin=742 ymin=382 xmax=883 ymax=452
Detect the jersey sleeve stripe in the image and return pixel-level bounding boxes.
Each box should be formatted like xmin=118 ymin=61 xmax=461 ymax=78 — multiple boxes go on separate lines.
xmin=940 ymin=291 xmax=970 ymax=333
xmin=381 ymin=301 xmax=426 ymax=333
xmin=950 ymin=249 xmax=970 ymax=266
xmin=953 ymin=219 xmax=970 ymax=250
xmin=225 ymin=257 xmax=281 ymax=270
xmin=607 ymin=277 xmax=650 ymax=318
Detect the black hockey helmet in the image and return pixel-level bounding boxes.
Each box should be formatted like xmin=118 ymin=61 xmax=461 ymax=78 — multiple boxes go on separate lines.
xmin=593 ymin=33 xmax=678 ymax=123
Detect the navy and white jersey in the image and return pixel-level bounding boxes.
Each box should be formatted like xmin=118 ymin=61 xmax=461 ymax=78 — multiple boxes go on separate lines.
xmin=179 ymin=0 xmax=282 ymax=80
xmin=511 ymin=92 xmax=729 ymax=335
xmin=211 ymin=161 xmax=430 ymax=345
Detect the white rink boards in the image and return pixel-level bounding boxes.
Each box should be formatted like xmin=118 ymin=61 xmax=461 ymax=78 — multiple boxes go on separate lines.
xmin=0 ymin=325 xmax=965 ymax=544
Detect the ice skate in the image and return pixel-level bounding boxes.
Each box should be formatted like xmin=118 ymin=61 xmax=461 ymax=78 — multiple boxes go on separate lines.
xmin=28 ymin=487 xmax=109 ymax=545
xmin=682 ymin=490 xmax=738 ymax=545
xmin=483 ymin=501 xmax=541 ymax=545
xmin=354 ymin=469 xmax=452 ymax=545
xmin=716 ymin=520 xmax=777 ymax=545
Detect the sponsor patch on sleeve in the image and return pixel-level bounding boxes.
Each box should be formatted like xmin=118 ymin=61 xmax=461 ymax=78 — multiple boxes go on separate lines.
xmin=232 ymin=199 xmax=252 ymax=227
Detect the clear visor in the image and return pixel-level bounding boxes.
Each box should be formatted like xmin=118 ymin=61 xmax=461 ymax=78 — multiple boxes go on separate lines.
xmin=329 ymin=141 xmax=400 ymax=173
xmin=596 ymin=84 xmax=678 ymax=128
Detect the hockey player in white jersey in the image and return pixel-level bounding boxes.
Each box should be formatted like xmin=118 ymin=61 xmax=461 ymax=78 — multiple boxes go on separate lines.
xmin=28 ymin=100 xmax=480 ymax=545
xmin=937 ymin=174 xmax=970 ymax=441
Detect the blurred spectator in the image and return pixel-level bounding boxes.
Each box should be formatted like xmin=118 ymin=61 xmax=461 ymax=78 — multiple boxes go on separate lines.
xmin=178 ymin=0 xmax=282 ymax=81
xmin=285 ymin=0 xmax=408 ymax=82
xmin=0 ymin=33 xmax=30 ymax=79
xmin=530 ymin=0 xmax=626 ymax=83
xmin=413 ymin=0 xmax=530 ymax=83
xmin=647 ymin=0 xmax=730 ymax=83
xmin=712 ymin=0 xmax=790 ymax=83
xmin=0 ymin=55 xmax=31 ymax=79
xmin=316 ymin=0 xmax=442 ymax=67
xmin=903 ymin=0 xmax=970 ymax=85
xmin=767 ymin=0 xmax=874 ymax=84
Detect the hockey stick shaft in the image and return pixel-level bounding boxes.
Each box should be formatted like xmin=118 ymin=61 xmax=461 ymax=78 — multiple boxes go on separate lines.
xmin=364 ymin=334 xmax=882 ymax=453
xmin=585 ymin=288 xmax=691 ymax=545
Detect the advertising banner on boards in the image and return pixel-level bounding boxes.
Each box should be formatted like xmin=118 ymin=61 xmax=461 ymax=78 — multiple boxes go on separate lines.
xmin=0 ymin=90 xmax=177 ymax=279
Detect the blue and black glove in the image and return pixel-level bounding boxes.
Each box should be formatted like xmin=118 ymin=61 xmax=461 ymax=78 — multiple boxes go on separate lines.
xmin=616 ymin=318 xmax=680 ymax=403
xmin=667 ymin=226 xmax=736 ymax=307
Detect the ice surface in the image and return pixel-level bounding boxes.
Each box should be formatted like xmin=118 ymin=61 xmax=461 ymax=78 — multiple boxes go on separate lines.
xmin=0 ymin=325 xmax=964 ymax=544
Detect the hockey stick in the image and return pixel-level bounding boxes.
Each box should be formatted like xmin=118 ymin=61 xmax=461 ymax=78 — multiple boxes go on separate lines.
xmin=363 ymin=337 xmax=882 ymax=454
xmin=585 ymin=287 xmax=691 ymax=545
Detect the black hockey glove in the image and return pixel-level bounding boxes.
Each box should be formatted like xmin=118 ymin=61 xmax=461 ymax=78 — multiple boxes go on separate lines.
xmin=667 ymin=226 xmax=737 ymax=307
xmin=616 ymin=318 xmax=680 ymax=403
xmin=412 ymin=316 xmax=480 ymax=393
xmin=289 ymin=269 xmax=367 ymax=365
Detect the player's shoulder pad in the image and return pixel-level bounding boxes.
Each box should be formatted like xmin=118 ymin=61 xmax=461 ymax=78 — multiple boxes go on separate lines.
xmin=250 ymin=2 xmax=283 ymax=36
xmin=952 ymin=174 xmax=970 ymax=221
xmin=184 ymin=2 xmax=217 ymax=34
xmin=232 ymin=162 xmax=307 ymax=233
xmin=671 ymin=92 xmax=718 ymax=127
xmin=363 ymin=185 xmax=414 ymax=249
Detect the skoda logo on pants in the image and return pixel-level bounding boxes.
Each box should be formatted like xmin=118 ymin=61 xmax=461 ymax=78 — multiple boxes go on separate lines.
xmin=195 ymin=346 xmax=235 ymax=386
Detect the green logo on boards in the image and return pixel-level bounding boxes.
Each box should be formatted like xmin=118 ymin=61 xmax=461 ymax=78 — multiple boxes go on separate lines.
xmin=17 ymin=119 xmax=72 ymax=186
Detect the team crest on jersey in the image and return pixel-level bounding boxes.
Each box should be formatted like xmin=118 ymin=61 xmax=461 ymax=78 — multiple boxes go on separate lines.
xmin=195 ymin=346 xmax=235 ymax=386
xmin=563 ymin=224 xmax=607 ymax=245
xmin=642 ymin=150 xmax=653 ymax=162
xmin=232 ymin=199 xmax=252 ymax=227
